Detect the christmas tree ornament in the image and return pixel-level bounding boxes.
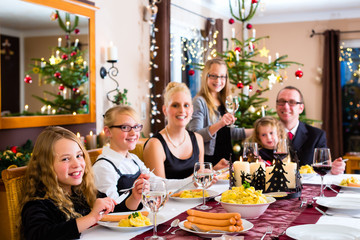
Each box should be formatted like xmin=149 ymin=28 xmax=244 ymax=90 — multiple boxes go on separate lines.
xmin=252 ymin=0 xmax=258 ymax=3
xmin=58 ymin=85 xmax=65 ymax=91
xmin=295 ymin=69 xmax=303 ymax=79
xmin=259 ymin=46 xmax=270 ymax=57
xmin=246 ymin=23 xmax=252 ymax=29
xmin=233 ymin=144 xmax=241 ymax=153
xmin=249 ymin=85 xmax=253 ymax=90
xmin=24 ymin=75 xmax=32 ymax=84
xmin=256 ymin=89 xmax=262 ymax=95
xmin=229 ymin=18 xmax=235 ymax=24
xmin=32 ymin=67 xmax=40 ymax=74
xmin=61 ymin=54 xmax=68 ymax=60
xmin=74 ymin=28 xmax=80 ymax=34
xmin=188 ymin=69 xmax=195 ymax=76
xmin=81 ymin=100 xmax=87 ymax=106
xmin=54 ymin=72 xmax=61 ymax=78
xmin=237 ymin=82 xmax=244 ymax=89
xmin=72 ymin=87 xmax=79 ymax=93
xmin=70 ymin=51 xmax=77 ymax=57
xmin=50 ymin=12 xmax=58 ymax=21
xmin=234 ymin=47 xmax=241 ymax=52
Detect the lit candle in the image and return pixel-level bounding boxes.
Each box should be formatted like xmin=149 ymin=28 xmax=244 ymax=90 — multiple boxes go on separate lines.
xmin=56 ymin=50 xmax=60 ymax=59
xmin=41 ymin=105 xmax=46 ymax=114
xmin=52 ymin=109 xmax=56 ymax=114
xmin=47 ymin=105 xmax=51 ymax=115
xmin=232 ymin=28 xmax=235 ymax=38
xmin=83 ymin=61 xmax=87 ymax=68
xmin=252 ymin=29 xmax=256 ymax=39
xmin=85 ymin=131 xmax=97 ymax=150
xmin=74 ymin=38 xmax=79 ymax=47
xmin=98 ymin=130 xmax=107 ymax=147
xmin=24 ymin=104 xmax=29 ymax=112
xmin=66 ymin=21 xmax=70 ymax=30
xmin=233 ymin=157 xmax=250 ymax=187
xmin=249 ymin=42 xmax=253 ymax=52
xmin=235 ymin=51 xmax=239 ymax=62
xmin=58 ymin=38 xmax=62 ymax=47
xmin=276 ymin=52 xmax=279 ymax=59
xmin=70 ymin=62 xmax=74 ymax=68
xmin=77 ymin=132 xmax=85 ymax=146
xmin=241 ymin=8 xmax=245 ymax=16
xmin=243 ymin=85 xmax=249 ymax=96
xmin=107 ymin=41 xmax=118 ymax=61
xmin=63 ymin=88 xmax=67 ymax=99
xmin=40 ymin=58 xmax=46 ymax=68
xmin=250 ymin=160 xmax=265 ymax=176
xmin=265 ymin=166 xmax=274 ymax=191
xmin=268 ymin=55 xmax=272 ymax=64
xmin=261 ymin=106 xmax=265 ymax=117
xmin=283 ymin=160 xmax=297 ymax=189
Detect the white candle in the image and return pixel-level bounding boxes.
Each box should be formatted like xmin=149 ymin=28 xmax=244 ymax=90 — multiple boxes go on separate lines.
xmin=52 ymin=109 xmax=56 ymax=114
xmin=74 ymin=39 xmax=79 ymax=47
xmin=249 ymin=42 xmax=253 ymax=52
xmin=265 ymin=166 xmax=274 ymax=191
xmin=77 ymin=132 xmax=85 ymax=146
xmin=41 ymin=105 xmax=46 ymax=114
xmin=235 ymin=51 xmax=239 ymax=62
xmin=232 ymin=28 xmax=235 ymax=38
xmin=283 ymin=161 xmax=297 ymax=189
xmin=66 ymin=21 xmax=70 ymax=30
xmin=98 ymin=130 xmax=107 ymax=147
xmin=24 ymin=104 xmax=29 ymax=111
xmin=276 ymin=52 xmax=279 ymax=59
xmin=252 ymin=29 xmax=256 ymax=39
xmin=85 ymin=131 xmax=97 ymax=150
xmin=107 ymin=41 xmax=118 ymax=61
xmin=56 ymin=50 xmax=60 ymax=59
xmin=47 ymin=105 xmax=51 ymax=115
xmin=268 ymin=55 xmax=272 ymax=64
xmin=83 ymin=61 xmax=87 ymax=68
xmin=243 ymin=85 xmax=249 ymax=96
xmin=70 ymin=62 xmax=74 ymax=68
xmin=58 ymin=38 xmax=62 ymax=47
xmin=40 ymin=58 xmax=46 ymax=68
xmin=241 ymin=8 xmax=245 ymax=16
xmin=250 ymin=160 xmax=265 ymax=176
xmin=261 ymin=106 xmax=265 ymax=117
xmin=233 ymin=158 xmax=250 ymax=187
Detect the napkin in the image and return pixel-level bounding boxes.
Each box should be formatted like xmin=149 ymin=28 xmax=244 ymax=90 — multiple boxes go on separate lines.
xmin=317 ymin=215 xmax=360 ymax=230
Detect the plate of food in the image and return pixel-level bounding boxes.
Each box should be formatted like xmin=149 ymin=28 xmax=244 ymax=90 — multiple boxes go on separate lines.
xmin=170 ymin=189 xmax=219 ymax=201
xmin=98 ymin=211 xmax=163 ymax=231
xmin=217 ymin=172 xmax=230 ymax=183
xmin=286 ymin=224 xmax=360 ymax=240
xmin=316 ymin=197 xmax=360 ymax=210
xmin=178 ymin=219 xmax=254 ymax=238
xmin=334 ymin=176 xmax=360 ymax=190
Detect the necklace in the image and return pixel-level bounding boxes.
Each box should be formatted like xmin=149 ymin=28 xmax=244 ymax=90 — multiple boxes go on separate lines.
xmin=165 ymin=127 xmax=186 ymax=148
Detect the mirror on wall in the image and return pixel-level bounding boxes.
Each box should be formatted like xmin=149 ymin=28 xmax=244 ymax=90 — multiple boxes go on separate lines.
xmin=0 ymin=0 xmax=96 ymax=129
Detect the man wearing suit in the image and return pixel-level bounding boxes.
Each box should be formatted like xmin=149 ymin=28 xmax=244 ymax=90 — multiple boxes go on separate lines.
xmin=276 ymin=86 xmax=345 ymax=174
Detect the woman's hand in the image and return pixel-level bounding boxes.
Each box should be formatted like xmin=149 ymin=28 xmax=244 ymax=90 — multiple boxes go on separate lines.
xmin=214 ymin=158 xmax=229 ymax=171
xmin=219 ymin=113 xmax=236 ymax=127
xmin=331 ymin=158 xmax=346 ymax=175
xmin=93 ymin=197 xmax=116 ymax=221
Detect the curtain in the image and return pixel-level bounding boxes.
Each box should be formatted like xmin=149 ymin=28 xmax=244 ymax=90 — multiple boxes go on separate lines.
xmin=322 ymin=30 xmax=343 ymax=158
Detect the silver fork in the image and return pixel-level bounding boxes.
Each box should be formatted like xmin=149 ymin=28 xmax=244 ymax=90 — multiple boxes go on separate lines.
xmin=119 ymin=169 xmax=155 ymax=194
xmin=260 ymin=226 xmax=273 ymax=240
xmin=315 ymin=207 xmax=333 ymax=216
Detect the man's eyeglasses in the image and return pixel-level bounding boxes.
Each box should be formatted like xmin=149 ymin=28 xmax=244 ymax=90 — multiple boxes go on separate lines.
xmin=109 ymin=124 xmax=143 ymax=132
xmin=207 ymin=74 xmax=227 ymax=80
xmin=276 ymin=99 xmax=303 ymax=106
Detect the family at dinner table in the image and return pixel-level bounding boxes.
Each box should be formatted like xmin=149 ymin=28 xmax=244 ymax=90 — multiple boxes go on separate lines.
xmin=18 ymin=58 xmax=346 ymax=240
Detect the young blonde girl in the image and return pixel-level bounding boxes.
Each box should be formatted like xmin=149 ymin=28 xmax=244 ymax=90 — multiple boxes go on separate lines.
xmin=20 ymin=126 xmax=115 ymax=240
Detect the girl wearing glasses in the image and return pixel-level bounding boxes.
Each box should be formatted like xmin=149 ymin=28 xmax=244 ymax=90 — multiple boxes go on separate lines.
xmin=188 ymin=58 xmax=253 ymax=167
xmin=92 ymin=105 xmax=194 ymax=212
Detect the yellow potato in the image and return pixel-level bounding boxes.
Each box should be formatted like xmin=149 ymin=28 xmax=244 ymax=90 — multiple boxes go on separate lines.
xmin=221 ymin=185 xmax=267 ymax=204
xmin=118 ymin=212 xmax=151 ymax=227
xmin=299 ymin=165 xmax=315 ymax=174
xmin=340 ymin=176 xmax=360 ymax=186
xmin=179 ymin=189 xmax=209 ymax=198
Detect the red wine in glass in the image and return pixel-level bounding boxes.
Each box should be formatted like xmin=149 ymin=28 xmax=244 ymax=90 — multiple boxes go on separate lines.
xmin=273 ymin=152 xmax=288 ymax=161
xmin=312 ymin=165 xmax=332 ymax=176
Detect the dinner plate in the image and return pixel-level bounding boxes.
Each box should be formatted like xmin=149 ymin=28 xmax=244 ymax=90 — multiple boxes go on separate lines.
xmin=334 ymin=183 xmax=360 ymax=191
xmin=316 ymin=197 xmax=360 ymax=210
xmin=178 ymin=219 xmax=254 ymax=238
xmin=286 ymin=224 xmax=360 ymax=240
xmin=264 ymin=192 xmax=289 ymax=199
xmin=170 ymin=189 xmax=220 ymax=202
xmin=97 ymin=213 xmax=165 ymax=231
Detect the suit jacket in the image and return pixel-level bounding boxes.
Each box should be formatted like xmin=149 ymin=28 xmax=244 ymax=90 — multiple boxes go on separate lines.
xmin=290 ymin=121 xmax=327 ymax=166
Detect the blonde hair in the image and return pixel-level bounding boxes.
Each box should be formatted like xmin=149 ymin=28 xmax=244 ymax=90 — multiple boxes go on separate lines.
xmin=104 ymin=105 xmax=140 ymax=127
xmin=163 ymin=82 xmax=192 ymax=106
xmin=198 ymin=58 xmax=230 ymax=122
xmin=20 ymin=126 xmax=97 ymax=220
xmin=250 ymin=116 xmax=287 ymax=147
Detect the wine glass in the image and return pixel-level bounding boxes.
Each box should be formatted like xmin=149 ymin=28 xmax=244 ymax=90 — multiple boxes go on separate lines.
xmin=242 ymin=142 xmax=259 ymax=162
xmin=273 ymin=139 xmax=289 ymax=161
xmin=225 ymin=95 xmax=239 ymax=127
xmin=142 ymin=179 xmax=167 ymax=240
xmin=193 ymin=162 xmax=214 ymax=210
xmin=312 ymin=148 xmax=332 ymax=198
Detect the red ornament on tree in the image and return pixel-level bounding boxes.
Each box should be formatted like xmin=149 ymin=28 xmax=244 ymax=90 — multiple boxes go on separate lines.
xmin=252 ymin=0 xmax=258 ymax=3
xmin=295 ymin=69 xmax=303 ymax=79
xmin=246 ymin=23 xmax=252 ymax=29
xmin=74 ymin=28 xmax=80 ymax=34
xmin=10 ymin=146 xmax=17 ymax=154
xmin=229 ymin=18 xmax=235 ymax=24
xmin=72 ymin=87 xmax=79 ymax=93
xmin=81 ymin=100 xmax=87 ymax=106
xmin=24 ymin=75 xmax=32 ymax=84
xmin=256 ymin=89 xmax=262 ymax=95
xmin=234 ymin=47 xmax=241 ymax=52
xmin=249 ymin=85 xmax=253 ymax=90
xmin=54 ymin=72 xmax=61 ymax=78
xmin=61 ymin=54 xmax=68 ymax=60
xmin=86 ymin=72 xmax=89 ymax=78
xmin=65 ymin=35 xmax=69 ymax=40
xmin=188 ymin=69 xmax=195 ymax=76
xmin=70 ymin=51 xmax=77 ymax=57
xmin=237 ymin=82 xmax=244 ymax=89
xmin=59 ymin=85 xmax=65 ymax=91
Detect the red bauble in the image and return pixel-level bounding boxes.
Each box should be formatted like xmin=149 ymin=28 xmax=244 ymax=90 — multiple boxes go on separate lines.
xmin=229 ymin=18 xmax=235 ymax=24
xmin=70 ymin=51 xmax=77 ymax=57
xmin=24 ymin=75 xmax=32 ymax=84
xmin=252 ymin=0 xmax=258 ymax=3
xmin=256 ymin=89 xmax=262 ymax=95
xmin=54 ymin=72 xmax=61 ymax=78
xmin=295 ymin=69 xmax=303 ymax=79
xmin=81 ymin=100 xmax=87 ymax=106
xmin=10 ymin=146 xmax=17 ymax=154
xmin=234 ymin=47 xmax=241 ymax=52
xmin=65 ymin=35 xmax=69 ymax=40
xmin=246 ymin=23 xmax=252 ymax=29
xmin=57 ymin=92 xmax=61 ymax=95
xmin=249 ymin=85 xmax=253 ymax=90
xmin=86 ymin=72 xmax=89 ymax=78
xmin=188 ymin=69 xmax=195 ymax=76
xmin=59 ymin=85 xmax=65 ymax=91
xmin=73 ymin=87 xmax=79 ymax=92
xmin=61 ymin=54 xmax=68 ymax=60
xmin=237 ymin=82 xmax=244 ymax=89
xmin=74 ymin=28 xmax=80 ymax=34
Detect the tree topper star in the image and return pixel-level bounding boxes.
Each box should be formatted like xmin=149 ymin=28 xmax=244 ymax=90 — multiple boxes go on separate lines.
xmin=259 ymin=46 xmax=270 ymax=57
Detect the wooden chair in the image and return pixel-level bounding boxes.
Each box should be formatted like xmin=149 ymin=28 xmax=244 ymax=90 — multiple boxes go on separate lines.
xmin=1 ymin=166 xmax=27 ymax=240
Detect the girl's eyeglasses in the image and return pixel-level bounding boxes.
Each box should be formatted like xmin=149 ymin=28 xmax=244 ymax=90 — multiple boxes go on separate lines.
xmin=109 ymin=124 xmax=143 ymax=132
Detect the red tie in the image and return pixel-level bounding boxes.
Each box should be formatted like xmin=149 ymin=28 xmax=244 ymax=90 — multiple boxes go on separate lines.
xmin=288 ymin=132 xmax=294 ymax=140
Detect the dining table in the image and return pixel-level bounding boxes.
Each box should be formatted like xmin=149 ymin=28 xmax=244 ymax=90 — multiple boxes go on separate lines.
xmin=80 ymin=173 xmax=360 ymax=240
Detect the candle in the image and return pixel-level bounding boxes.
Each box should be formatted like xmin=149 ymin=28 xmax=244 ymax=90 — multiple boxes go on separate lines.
xmin=41 ymin=105 xmax=46 ymax=114
xmin=56 ymin=50 xmax=60 ymax=59
xmin=243 ymin=85 xmax=249 ymax=96
xmin=98 ymin=130 xmax=107 ymax=147
xmin=24 ymin=104 xmax=29 ymax=112
xmin=70 ymin=62 xmax=74 ymax=68
xmin=77 ymin=132 xmax=85 ymax=146
xmin=66 ymin=21 xmax=70 ymax=30
xmin=268 ymin=55 xmax=272 ymax=64
xmin=235 ymin=51 xmax=239 ymax=62
xmin=58 ymin=38 xmax=62 ymax=47
xmin=52 ymin=109 xmax=56 ymax=114
xmin=47 ymin=105 xmax=51 ymax=115
xmin=83 ymin=61 xmax=87 ymax=68
xmin=40 ymin=58 xmax=46 ymax=68
xmin=276 ymin=52 xmax=279 ymax=59
xmin=265 ymin=166 xmax=274 ymax=191
xmin=283 ymin=161 xmax=297 ymax=189
xmin=74 ymin=38 xmax=79 ymax=47
xmin=252 ymin=29 xmax=256 ymax=39
xmin=107 ymin=41 xmax=118 ymax=61
xmin=85 ymin=131 xmax=97 ymax=150
xmin=232 ymin=28 xmax=235 ymax=38
xmin=63 ymin=87 xmax=67 ymax=99
xmin=241 ymin=8 xmax=245 ymax=16
xmin=261 ymin=106 xmax=265 ymax=117
xmin=233 ymin=157 xmax=250 ymax=187
xmin=249 ymin=42 xmax=253 ymax=52
xmin=250 ymin=160 xmax=265 ymax=176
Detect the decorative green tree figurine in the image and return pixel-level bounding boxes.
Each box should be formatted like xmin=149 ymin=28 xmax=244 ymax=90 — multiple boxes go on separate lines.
xmin=24 ymin=10 xmax=89 ymax=114
xmin=216 ymin=0 xmax=303 ymax=127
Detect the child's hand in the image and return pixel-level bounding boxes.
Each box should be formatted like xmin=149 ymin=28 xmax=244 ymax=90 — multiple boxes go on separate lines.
xmin=93 ymin=197 xmax=116 ymax=221
xmin=131 ymin=176 xmax=148 ymax=200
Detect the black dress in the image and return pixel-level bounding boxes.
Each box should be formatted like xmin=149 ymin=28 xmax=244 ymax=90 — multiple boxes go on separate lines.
xmin=204 ymin=105 xmax=233 ymax=166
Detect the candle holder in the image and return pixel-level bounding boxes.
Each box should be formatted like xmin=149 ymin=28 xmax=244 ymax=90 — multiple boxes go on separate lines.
xmin=228 ymin=154 xmax=236 ymax=189
xmin=251 ymin=166 xmax=266 ymax=191
xmin=100 ymin=60 xmax=120 ymax=104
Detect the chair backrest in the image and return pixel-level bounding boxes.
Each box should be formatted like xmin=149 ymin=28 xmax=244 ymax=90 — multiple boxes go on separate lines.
xmin=2 ymin=166 xmax=27 ymax=240
xmin=87 ymin=148 xmax=103 ymax=165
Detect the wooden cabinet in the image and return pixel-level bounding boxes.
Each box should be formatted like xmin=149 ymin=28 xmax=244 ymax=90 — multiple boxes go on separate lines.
xmin=344 ymin=154 xmax=360 ymax=174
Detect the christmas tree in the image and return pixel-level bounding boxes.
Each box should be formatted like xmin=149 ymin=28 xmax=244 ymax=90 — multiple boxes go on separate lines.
xmin=24 ymin=10 xmax=89 ymax=114
xmin=217 ymin=0 xmax=303 ymax=128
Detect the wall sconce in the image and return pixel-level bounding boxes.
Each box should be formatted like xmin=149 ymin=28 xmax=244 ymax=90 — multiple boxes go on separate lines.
xmin=100 ymin=42 xmax=120 ymax=103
